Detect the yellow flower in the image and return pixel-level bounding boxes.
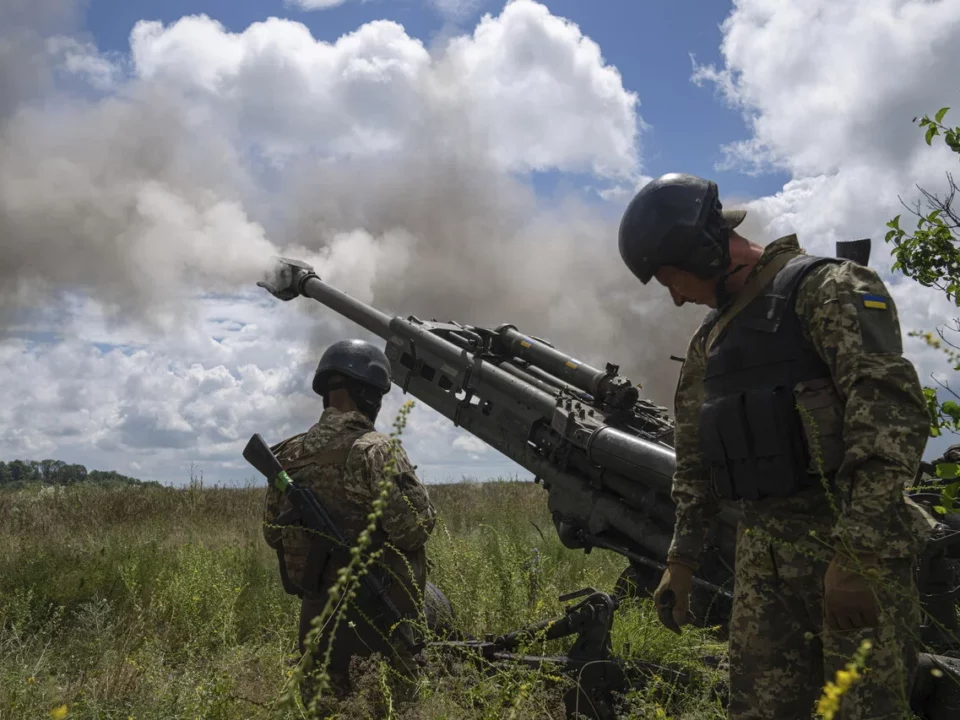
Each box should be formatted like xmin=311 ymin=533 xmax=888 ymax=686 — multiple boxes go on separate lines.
xmin=50 ymin=705 xmax=68 ymax=720
xmin=835 ymin=670 xmax=854 ymax=688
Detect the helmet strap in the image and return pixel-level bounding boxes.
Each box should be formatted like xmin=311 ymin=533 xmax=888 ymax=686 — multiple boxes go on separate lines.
xmin=352 ymin=384 xmax=384 ymax=423
xmin=325 ymin=375 xmax=383 ymax=422
xmin=714 ymin=263 xmax=748 ymax=308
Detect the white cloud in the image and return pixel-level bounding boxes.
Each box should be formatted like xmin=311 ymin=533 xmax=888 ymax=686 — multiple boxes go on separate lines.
xmin=46 ymin=36 xmax=123 ymax=90
xmin=692 ymin=0 xmax=960 ymax=178
xmin=429 ymin=0 xmax=488 ymax=21
xmin=444 ymin=0 xmax=640 ymax=178
xmin=452 ymin=434 xmax=490 ymax=457
xmin=0 ymin=291 xmax=506 ymax=484
xmin=694 ymin=0 xmax=960 ymax=458
xmin=1 ymin=1 xmax=670 ymax=483
xmin=126 ymin=1 xmax=640 ymax=178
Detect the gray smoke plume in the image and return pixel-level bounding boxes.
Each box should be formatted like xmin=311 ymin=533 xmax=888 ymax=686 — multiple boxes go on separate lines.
xmin=0 ymin=1 xmax=281 ymax=336
xmin=275 ymin=76 xmax=702 ymax=407
xmin=0 ymin=0 xmax=81 ymax=121
xmin=0 ymin=0 xmax=701 ymax=410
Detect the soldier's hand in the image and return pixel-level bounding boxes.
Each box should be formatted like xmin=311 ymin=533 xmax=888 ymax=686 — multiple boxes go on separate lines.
xmin=823 ymin=553 xmax=881 ymax=631
xmin=653 ymin=562 xmax=697 ymax=634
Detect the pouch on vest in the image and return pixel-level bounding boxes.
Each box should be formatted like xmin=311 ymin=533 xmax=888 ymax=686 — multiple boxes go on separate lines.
xmin=275 ymin=502 xmax=348 ymax=597
xmin=793 ymin=377 xmax=845 ymax=477
xmin=699 ymin=253 xmax=843 ymax=501
xmin=700 ymin=387 xmax=811 ymax=501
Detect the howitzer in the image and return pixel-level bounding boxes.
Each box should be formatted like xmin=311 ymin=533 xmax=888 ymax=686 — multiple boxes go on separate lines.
xmin=257 ymin=248 xmax=960 ymax=718
xmin=257 ymin=257 xmax=739 ymax=621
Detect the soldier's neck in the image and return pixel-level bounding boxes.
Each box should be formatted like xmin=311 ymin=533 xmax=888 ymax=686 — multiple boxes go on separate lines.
xmin=720 ymin=238 xmax=766 ymax=297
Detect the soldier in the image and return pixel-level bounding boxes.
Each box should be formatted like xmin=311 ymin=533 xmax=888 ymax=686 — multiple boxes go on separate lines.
xmin=262 ymin=339 xmax=437 ymax=709
xmin=617 ymin=173 xmax=932 ymax=719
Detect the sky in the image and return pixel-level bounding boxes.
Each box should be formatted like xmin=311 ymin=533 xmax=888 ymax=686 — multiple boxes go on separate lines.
xmin=1 ymin=0 xmax=959 ymax=486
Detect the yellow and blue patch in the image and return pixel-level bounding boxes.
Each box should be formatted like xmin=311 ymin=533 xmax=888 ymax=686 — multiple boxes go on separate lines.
xmin=861 ymin=293 xmax=888 ymax=310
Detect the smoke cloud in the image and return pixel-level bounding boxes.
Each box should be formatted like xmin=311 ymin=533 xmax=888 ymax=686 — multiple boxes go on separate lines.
xmin=0 ymin=0 xmax=699 ymax=419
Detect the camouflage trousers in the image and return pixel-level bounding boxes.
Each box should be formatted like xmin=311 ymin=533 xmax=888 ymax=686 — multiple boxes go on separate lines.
xmin=297 ymin=590 xmax=421 ymax=713
xmin=728 ymin=522 xmax=921 ymax=720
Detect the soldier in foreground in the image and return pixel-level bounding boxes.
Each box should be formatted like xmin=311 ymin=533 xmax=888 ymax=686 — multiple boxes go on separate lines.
xmin=617 ymin=173 xmax=932 ymax=719
xmin=261 ymin=339 xmax=437 ymax=709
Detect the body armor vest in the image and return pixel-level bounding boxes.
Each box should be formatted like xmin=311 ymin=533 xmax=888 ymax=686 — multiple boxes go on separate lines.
xmin=699 ymin=254 xmax=843 ymax=501
xmin=271 ymin=428 xmax=374 ymax=596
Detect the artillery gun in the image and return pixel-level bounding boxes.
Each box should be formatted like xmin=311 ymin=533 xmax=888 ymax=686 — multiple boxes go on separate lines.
xmin=255 ymin=238 xmax=960 ymax=718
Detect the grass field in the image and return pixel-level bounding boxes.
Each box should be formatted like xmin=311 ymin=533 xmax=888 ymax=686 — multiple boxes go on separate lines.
xmin=0 ymin=478 xmax=729 ymax=720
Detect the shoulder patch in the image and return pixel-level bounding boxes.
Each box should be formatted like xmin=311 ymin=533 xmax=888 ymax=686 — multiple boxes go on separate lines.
xmin=861 ymin=293 xmax=888 ymax=310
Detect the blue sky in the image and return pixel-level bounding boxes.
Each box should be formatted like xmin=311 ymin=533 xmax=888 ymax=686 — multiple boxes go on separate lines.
xmin=84 ymin=0 xmax=790 ymax=202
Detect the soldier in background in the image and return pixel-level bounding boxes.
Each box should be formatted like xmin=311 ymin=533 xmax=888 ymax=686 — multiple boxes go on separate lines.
xmin=617 ymin=173 xmax=932 ymax=719
xmin=262 ymin=339 xmax=437 ymax=708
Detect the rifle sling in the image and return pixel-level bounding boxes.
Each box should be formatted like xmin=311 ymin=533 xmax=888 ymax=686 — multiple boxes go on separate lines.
xmin=705 ymin=250 xmax=801 ymax=356
xmin=280 ymin=436 xmax=370 ymax=596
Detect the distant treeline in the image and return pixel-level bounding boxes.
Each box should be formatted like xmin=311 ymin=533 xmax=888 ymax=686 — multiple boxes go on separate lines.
xmin=0 ymin=459 xmax=160 ymax=489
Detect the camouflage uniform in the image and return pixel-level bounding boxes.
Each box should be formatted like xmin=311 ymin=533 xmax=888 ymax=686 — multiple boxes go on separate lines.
xmin=669 ymin=235 xmax=932 ymax=719
xmin=263 ymin=406 xmax=437 ymax=705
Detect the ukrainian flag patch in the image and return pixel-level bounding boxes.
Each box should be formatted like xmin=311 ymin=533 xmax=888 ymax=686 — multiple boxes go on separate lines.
xmin=862 ymin=293 xmax=888 ymax=310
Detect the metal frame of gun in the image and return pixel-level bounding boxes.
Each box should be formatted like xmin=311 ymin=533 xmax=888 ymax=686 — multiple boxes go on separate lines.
xmin=258 ymin=257 xmax=737 ymax=617
xmin=432 ymin=586 xmax=694 ymax=720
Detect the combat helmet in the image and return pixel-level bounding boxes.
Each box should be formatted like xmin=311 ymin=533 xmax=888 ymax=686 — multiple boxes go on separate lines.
xmin=618 ymin=173 xmax=746 ymax=284
xmin=313 ymin=339 xmax=392 ymax=417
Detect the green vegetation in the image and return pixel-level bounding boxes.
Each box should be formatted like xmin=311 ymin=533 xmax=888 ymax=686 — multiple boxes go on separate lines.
xmin=886 ymin=106 xmax=960 ymax=441
xmin=0 ymin=459 xmax=159 ymax=489
xmin=884 ymin=104 xmax=960 ymax=512
xmin=0 ymin=478 xmax=726 ymax=720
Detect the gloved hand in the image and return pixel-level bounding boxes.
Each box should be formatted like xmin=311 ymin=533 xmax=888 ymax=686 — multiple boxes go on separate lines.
xmin=823 ymin=552 xmax=881 ymax=631
xmin=653 ymin=561 xmax=697 ymax=634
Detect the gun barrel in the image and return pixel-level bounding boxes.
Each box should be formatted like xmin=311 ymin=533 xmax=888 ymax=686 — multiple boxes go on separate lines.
xmin=298 ymin=271 xmax=394 ymax=340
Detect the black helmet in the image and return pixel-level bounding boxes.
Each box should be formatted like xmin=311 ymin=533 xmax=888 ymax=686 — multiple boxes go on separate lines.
xmin=618 ymin=173 xmax=746 ymax=284
xmin=312 ymin=339 xmax=392 ymax=398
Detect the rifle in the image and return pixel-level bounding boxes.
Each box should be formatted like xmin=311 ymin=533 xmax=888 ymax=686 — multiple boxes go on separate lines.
xmin=242 ymin=432 xmax=419 ymax=651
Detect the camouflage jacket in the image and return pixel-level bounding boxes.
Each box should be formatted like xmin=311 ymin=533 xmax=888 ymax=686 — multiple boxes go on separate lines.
xmin=263 ymin=407 xmax=437 ymax=615
xmin=668 ymin=234 xmax=933 ymax=564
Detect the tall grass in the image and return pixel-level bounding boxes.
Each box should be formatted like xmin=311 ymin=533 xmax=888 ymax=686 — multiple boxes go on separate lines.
xmin=0 ymin=479 xmax=726 ymax=719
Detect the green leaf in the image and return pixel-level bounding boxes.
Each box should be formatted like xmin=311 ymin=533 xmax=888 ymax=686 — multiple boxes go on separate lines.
xmin=943 ymin=480 xmax=960 ymax=499
xmin=887 ymin=215 xmax=901 ymax=230
xmin=936 ymin=463 xmax=960 ymax=480
xmin=933 ymin=505 xmax=947 ymax=515
xmin=936 ymin=107 xmax=950 ymax=124
xmin=942 ymin=401 xmax=960 ymax=422
xmin=926 ymin=125 xmax=939 ymax=145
